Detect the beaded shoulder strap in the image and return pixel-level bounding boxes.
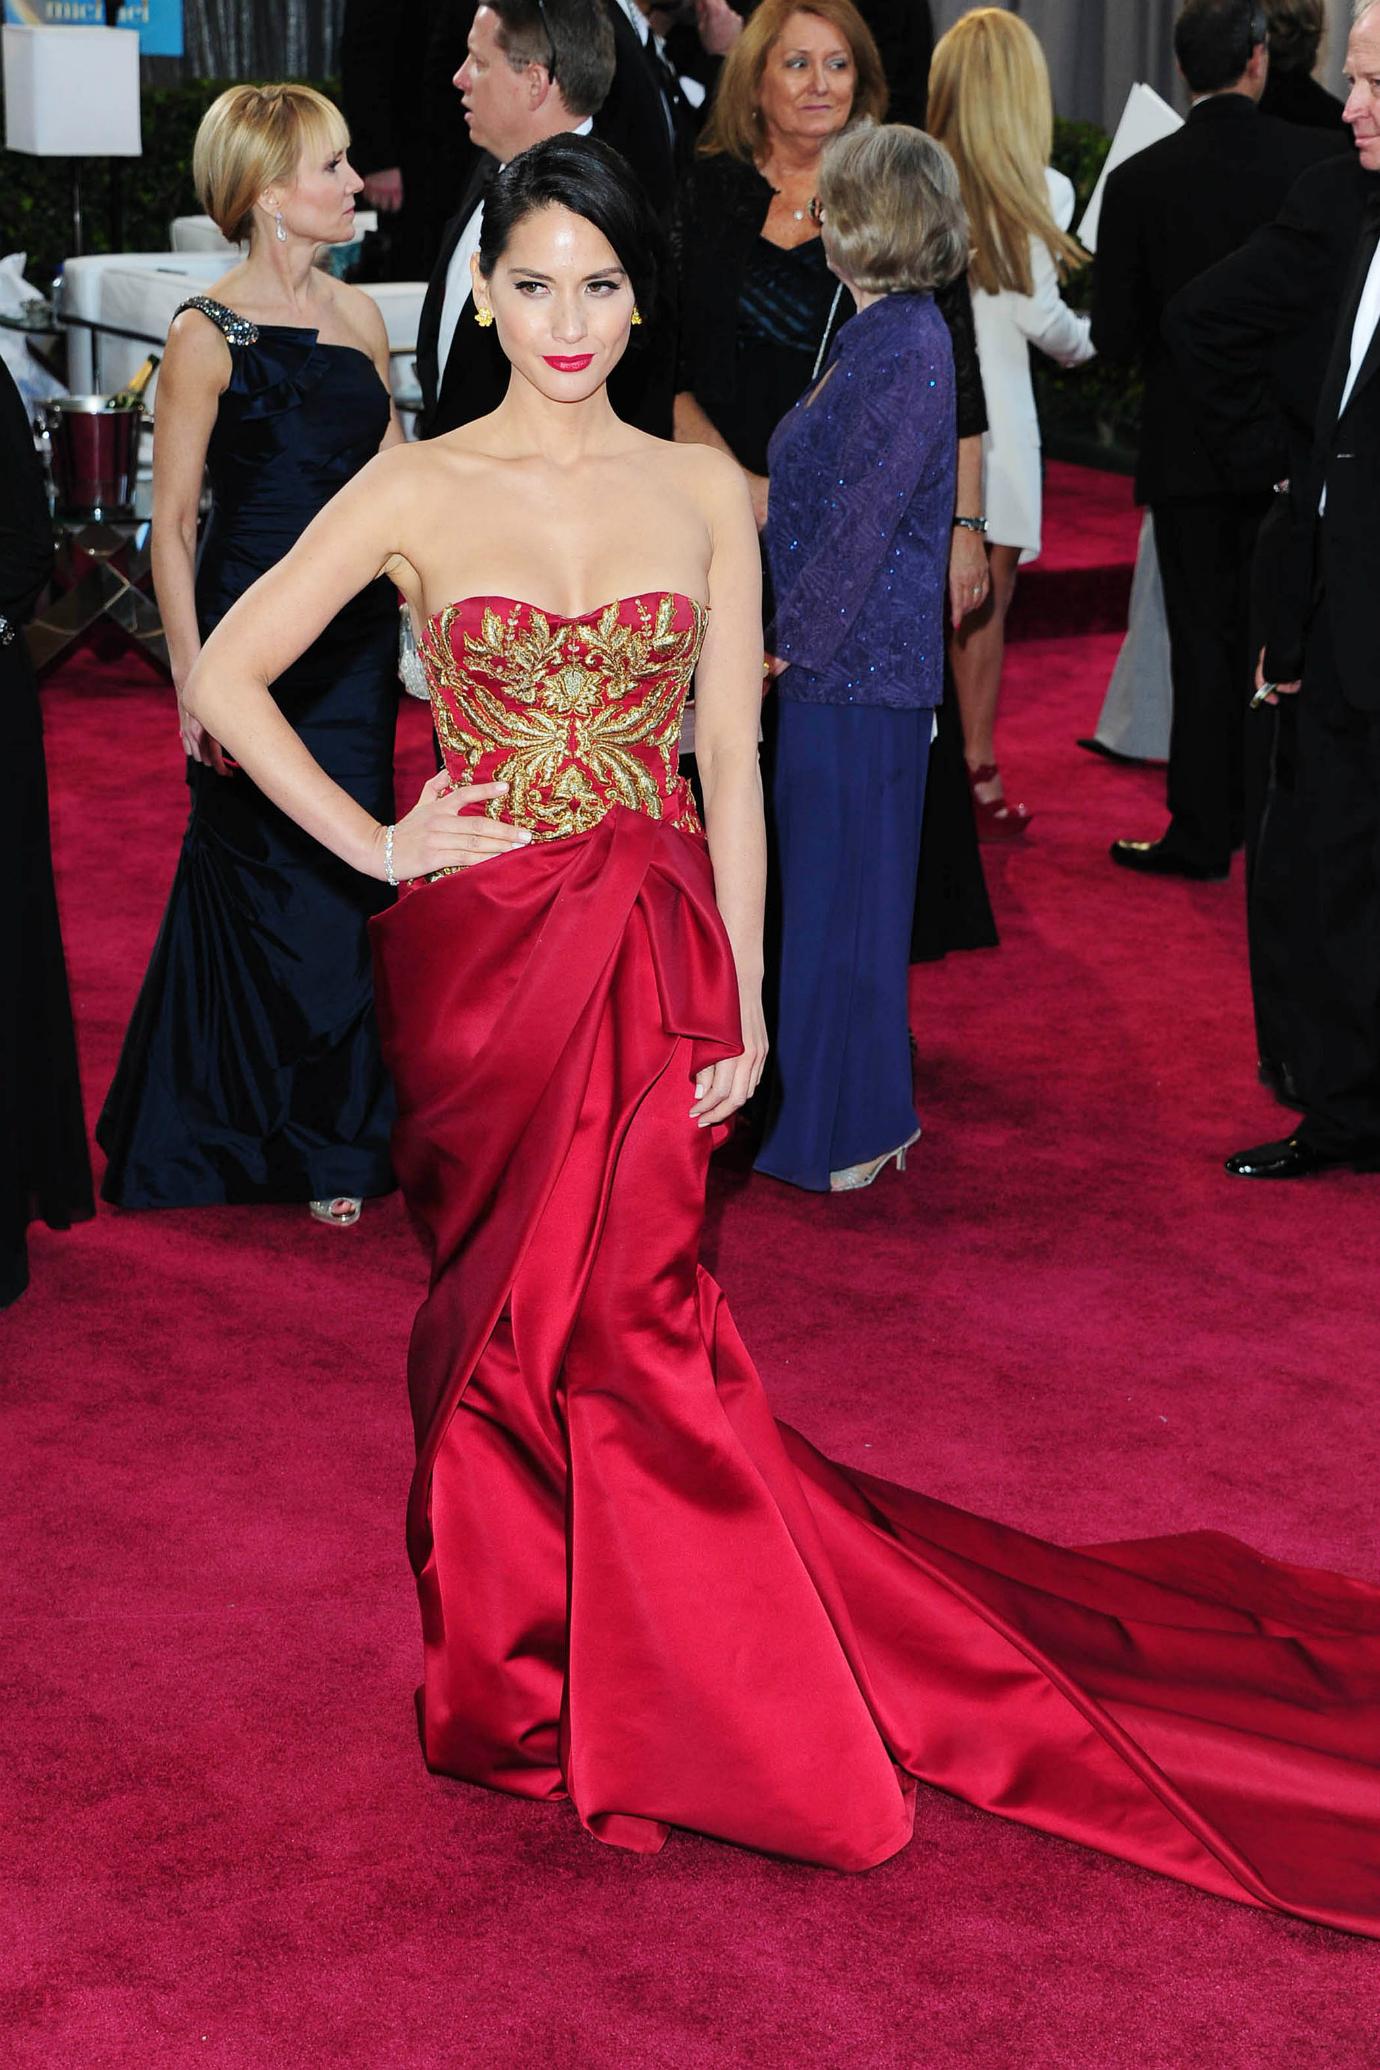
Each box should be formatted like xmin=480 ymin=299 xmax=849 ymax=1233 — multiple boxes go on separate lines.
xmin=174 ymin=295 xmax=259 ymax=346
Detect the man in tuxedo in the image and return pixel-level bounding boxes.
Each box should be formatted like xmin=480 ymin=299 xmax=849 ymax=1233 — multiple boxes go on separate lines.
xmin=599 ymin=0 xmax=681 ymax=210
xmin=616 ymin=0 xmax=706 ymax=178
xmin=417 ymin=0 xmax=615 ymax=437
xmin=1165 ymin=140 xmax=1372 ymax=1112
xmin=1209 ymin=0 xmax=1380 ymax=1178
xmin=417 ymin=0 xmax=674 ymax=438
xmin=1091 ymin=0 xmax=1340 ymax=883
xmin=419 ymin=0 xmax=678 ymax=244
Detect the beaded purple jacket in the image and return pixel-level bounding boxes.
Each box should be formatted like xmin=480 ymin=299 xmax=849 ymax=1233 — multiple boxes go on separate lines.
xmin=765 ymin=292 xmax=956 ymax=710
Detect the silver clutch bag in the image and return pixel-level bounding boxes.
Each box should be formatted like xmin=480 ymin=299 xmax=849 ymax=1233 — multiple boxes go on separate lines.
xmin=398 ymin=603 xmax=430 ymax=702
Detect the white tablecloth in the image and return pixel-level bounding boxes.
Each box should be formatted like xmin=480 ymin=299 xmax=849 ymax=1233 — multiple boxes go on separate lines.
xmin=60 ymin=255 xmax=425 ymax=414
xmin=60 ymin=252 xmax=228 ymax=394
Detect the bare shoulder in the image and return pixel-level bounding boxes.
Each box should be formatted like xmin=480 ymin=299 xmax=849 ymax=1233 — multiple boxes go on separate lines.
xmin=356 ymin=437 xmax=447 ymax=498
xmin=661 ymin=437 xmax=754 ymax=533
xmin=357 ymin=437 xmax=496 ymax=521
xmin=164 ymin=302 xmax=236 ymax=387
xmin=327 ymin=275 xmax=390 ymax=350
xmin=632 ymin=433 xmax=749 ymax=521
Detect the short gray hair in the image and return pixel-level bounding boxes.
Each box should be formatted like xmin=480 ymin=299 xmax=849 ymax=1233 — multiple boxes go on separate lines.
xmin=818 ymin=123 xmax=968 ymax=298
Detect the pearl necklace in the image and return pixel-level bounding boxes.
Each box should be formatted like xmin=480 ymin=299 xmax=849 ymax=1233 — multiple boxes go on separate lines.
xmin=763 ymin=167 xmax=815 ymax=224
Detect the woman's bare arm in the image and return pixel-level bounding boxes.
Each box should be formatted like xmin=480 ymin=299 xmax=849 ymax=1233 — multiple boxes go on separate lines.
xmin=353 ymin=287 xmax=406 ymax=451
xmin=947 ymin=434 xmax=990 ymax=628
xmin=151 ymin=310 xmax=231 ymax=767
xmin=688 ymin=450 xmax=769 ymax=1123
xmin=182 ymin=448 xmax=525 ymax=882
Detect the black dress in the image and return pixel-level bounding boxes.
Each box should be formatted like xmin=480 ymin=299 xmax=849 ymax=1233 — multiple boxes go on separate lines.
xmin=674 ymin=156 xmax=846 ymax=475
xmin=0 ymin=362 xmax=94 ymax=1304
xmin=97 ymin=300 xmax=399 ymax=1209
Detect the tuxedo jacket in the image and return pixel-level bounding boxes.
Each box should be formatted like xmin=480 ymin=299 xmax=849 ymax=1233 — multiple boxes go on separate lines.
xmin=599 ymin=0 xmax=677 ymax=215
xmin=1165 ymin=153 xmax=1373 ymax=496
xmin=1263 ymin=181 xmax=1380 ymax=707
xmin=1091 ymin=94 xmax=1343 ymax=504
xmin=415 ymin=157 xmax=503 ymax=436
xmin=416 ymin=154 xmax=675 ymax=440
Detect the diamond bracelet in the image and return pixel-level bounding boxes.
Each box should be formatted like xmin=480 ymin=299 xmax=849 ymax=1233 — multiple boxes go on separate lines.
xmin=383 ymin=823 xmax=397 ymax=888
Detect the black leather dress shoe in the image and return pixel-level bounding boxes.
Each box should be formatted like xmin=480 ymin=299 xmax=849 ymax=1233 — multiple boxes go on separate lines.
xmin=1110 ymin=837 xmax=1229 ymax=881
xmin=1225 ymin=1135 xmax=1351 ymax=1179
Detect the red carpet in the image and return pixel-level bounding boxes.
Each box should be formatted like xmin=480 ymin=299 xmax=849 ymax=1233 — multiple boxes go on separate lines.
xmin=6 ymin=483 xmax=1380 ymax=2064
xmin=1008 ymin=460 xmax=1139 ymax=640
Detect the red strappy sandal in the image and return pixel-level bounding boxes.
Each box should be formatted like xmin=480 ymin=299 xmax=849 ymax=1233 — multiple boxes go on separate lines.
xmin=967 ymin=762 xmax=1032 ymax=841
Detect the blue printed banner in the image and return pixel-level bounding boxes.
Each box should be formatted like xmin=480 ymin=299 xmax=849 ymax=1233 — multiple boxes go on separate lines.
xmin=3 ymin=3 xmax=184 ymax=59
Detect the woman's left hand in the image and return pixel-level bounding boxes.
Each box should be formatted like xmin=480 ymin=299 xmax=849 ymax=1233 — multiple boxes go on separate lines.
xmin=690 ymin=982 xmax=769 ymax=1127
xmin=948 ymin=526 xmax=990 ymax=628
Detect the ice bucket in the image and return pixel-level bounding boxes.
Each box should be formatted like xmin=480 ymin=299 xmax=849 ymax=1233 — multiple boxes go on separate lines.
xmin=44 ymin=396 xmax=143 ymax=522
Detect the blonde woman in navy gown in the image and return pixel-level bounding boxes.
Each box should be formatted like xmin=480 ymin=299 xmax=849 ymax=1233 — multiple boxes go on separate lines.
xmin=755 ymin=125 xmax=965 ymax=1192
xmin=98 ymin=86 xmax=401 ymax=1226
xmin=178 ymin=135 xmax=1379 ymax=1933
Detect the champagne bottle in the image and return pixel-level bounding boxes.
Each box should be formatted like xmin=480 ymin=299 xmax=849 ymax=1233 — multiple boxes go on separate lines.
xmin=106 ymin=354 xmax=160 ymax=411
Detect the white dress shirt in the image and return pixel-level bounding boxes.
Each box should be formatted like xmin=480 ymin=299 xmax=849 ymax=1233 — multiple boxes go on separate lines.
xmin=435 ymin=117 xmax=596 ymax=386
xmin=1339 ymin=234 xmax=1380 ymax=420
xmin=1318 ymin=235 xmax=1380 ymax=513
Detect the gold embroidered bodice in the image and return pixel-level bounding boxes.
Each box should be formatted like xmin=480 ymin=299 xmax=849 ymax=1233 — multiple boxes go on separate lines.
xmin=418 ymin=590 xmax=707 ymax=842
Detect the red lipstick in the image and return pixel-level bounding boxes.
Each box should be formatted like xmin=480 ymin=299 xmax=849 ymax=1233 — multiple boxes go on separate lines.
xmin=543 ymin=353 xmax=595 ymax=372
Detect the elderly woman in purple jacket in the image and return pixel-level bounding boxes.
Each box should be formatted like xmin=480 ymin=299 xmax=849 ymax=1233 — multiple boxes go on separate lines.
xmin=755 ymin=123 xmax=968 ymax=1192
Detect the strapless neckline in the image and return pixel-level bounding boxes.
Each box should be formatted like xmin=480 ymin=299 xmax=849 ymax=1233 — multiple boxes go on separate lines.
xmin=428 ymin=590 xmax=708 ymax=630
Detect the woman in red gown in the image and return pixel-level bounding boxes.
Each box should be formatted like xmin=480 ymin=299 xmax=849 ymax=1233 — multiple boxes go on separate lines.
xmin=183 ymin=136 xmax=1380 ymax=1934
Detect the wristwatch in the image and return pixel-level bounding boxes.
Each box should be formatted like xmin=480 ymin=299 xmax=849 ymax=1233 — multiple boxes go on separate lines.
xmin=953 ymin=515 xmax=988 ymax=534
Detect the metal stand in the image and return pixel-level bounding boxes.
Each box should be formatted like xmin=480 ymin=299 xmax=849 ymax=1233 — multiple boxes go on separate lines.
xmin=28 ymin=517 xmax=168 ymax=675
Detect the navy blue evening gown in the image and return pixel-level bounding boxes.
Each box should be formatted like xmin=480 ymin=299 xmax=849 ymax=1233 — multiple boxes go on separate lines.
xmin=98 ymin=299 xmax=398 ymax=1208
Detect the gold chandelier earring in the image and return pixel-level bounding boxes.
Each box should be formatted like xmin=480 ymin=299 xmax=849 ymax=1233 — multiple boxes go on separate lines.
xmin=474 ymin=304 xmax=494 ymax=328
xmin=630 ymin=306 xmax=642 ymax=327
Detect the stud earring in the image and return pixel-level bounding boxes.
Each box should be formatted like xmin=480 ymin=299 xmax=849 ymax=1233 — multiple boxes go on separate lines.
xmin=274 ymin=209 xmax=287 ymax=243
xmin=630 ymin=305 xmax=642 ymax=327
xmin=474 ymin=304 xmax=494 ymax=329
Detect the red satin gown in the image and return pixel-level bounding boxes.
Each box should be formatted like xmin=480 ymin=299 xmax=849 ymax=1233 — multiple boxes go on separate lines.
xmin=368 ymin=591 xmax=1380 ymax=1934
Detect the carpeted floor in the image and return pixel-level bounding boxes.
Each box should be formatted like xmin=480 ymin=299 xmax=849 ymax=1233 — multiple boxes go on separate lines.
xmin=4 ymin=477 xmax=1379 ymax=2067
xmin=1008 ymin=460 xmax=1139 ymax=639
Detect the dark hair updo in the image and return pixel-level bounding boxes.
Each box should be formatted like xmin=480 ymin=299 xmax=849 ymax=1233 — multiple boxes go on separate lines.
xmin=476 ymin=133 xmax=664 ymax=341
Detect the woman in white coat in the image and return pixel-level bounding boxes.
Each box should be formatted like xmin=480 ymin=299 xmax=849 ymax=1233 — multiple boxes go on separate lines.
xmin=929 ymin=9 xmax=1094 ymax=835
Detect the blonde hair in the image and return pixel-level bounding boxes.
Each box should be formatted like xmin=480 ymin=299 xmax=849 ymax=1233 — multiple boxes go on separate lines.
xmin=698 ymin=0 xmax=888 ymax=164
xmin=193 ymin=84 xmax=349 ymax=245
xmin=819 ymin=123 xmax=968 ymax=295
xmin=927 ymin=9 xmax=1084 ymax=298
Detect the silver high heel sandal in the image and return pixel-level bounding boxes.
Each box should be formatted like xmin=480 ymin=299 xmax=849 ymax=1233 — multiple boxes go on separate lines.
xmin=309 ymin=1196 xmax=362 ymax=1227
xmin=828 ymin=1127 xmax=921 ymax=1194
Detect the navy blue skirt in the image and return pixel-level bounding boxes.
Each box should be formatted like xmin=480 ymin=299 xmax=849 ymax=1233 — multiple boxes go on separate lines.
xmin=755 ymin=699 xmax=931 ymax=1191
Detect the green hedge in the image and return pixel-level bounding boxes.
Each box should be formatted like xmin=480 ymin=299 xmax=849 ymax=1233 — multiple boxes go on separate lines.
xmin=0 ymin=88 xmax=1140 ymax=466
xmin=1041 ymin=115 xmax=1141 ymax=470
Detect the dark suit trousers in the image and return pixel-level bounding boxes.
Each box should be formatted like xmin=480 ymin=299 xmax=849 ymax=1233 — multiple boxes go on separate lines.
xmin=1291 ymin=592 xmax=1380 ymax=1155
xmin=1244 ymin=496 xmax=1309 ymax=1091
xmin=1151 ymin=493 xmax=1268 ymax=867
